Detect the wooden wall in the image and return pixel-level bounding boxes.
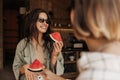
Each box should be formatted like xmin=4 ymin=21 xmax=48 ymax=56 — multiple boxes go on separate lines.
xmin=0 ymin=0 xmax=3 ymax=69
xmin=30 ymin=0 xmax=71 ymax=25
xmin=3 ymin=9 xmax=19 ymax=66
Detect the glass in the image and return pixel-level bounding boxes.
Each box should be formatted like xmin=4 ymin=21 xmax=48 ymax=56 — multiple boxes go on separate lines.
xmin=38 ymin=18 xmax=50 ymax=24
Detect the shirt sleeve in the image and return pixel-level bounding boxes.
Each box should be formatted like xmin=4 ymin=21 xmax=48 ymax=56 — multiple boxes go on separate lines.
xmin=12 ymin=39 xmax=26 ymax=80
xmin=55 ymin=52 xmax=64 ymax=75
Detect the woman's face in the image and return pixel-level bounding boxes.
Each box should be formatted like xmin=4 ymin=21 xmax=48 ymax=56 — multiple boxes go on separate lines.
xmin=36 ymin=12 xmax=49 ymax=33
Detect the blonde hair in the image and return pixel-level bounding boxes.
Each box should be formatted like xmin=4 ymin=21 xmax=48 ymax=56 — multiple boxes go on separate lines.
xmin=74 ymin=0 xmax=120 ymax=40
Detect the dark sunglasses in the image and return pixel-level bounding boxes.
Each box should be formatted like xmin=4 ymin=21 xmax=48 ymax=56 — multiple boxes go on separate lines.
xmin=38 ymin=18 xmax=50 ymax=24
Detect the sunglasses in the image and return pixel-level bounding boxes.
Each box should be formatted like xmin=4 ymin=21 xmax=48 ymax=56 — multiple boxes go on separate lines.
xmin=38 ymin=18 xmax=50 ymax=24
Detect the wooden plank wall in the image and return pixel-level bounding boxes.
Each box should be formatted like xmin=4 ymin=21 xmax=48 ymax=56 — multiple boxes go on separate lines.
xmin=0 ymin=0 xmax=3 ymax=69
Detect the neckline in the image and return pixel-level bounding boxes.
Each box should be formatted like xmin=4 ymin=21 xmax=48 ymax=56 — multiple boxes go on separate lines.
xmin=97 ymin=41 xmax=120 ymax=55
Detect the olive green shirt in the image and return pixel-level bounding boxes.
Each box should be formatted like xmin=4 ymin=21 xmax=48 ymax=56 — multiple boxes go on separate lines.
xmin=13 ymin=38 xmax=64 ymax=80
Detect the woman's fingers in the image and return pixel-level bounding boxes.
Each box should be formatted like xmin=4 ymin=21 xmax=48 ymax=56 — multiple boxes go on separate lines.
xmin=25 ymin=70 xmax=36 ymax=80
xmin=52 ymin=41 xmax=64 ymax=56
xmin=53 ymin=41 xmax=63 ymax=51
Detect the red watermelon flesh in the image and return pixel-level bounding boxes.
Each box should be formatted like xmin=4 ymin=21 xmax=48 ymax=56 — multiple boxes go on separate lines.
xmin=28 ymin=59 xmax=45 ymax=72
xmin=49 ymin=32 xmax=62 ymax=42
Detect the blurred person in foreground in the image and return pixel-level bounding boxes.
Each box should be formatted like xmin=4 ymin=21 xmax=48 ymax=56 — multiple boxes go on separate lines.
xmin=70 ymin=0 xmax=120 ymax=80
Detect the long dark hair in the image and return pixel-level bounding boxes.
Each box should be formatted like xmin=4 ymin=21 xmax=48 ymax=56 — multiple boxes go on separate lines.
xmin=24 ymin=8 xmax=53 ymax=53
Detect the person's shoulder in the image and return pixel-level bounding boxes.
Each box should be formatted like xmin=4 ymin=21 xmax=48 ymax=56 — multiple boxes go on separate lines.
xmin=16 ymin=38 xmax=28 ymax=49
xmin=17 ymin=38 xmax=27 ymax=45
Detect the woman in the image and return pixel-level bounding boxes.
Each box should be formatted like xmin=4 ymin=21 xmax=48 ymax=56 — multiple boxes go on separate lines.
xmin=70 ymin=0 xmax=120 ymax=80
xmin=13 ymin=8 xmax=64 ymax=80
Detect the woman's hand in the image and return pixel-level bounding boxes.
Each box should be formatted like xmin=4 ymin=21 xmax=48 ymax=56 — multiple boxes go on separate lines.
xmin=52 ymin=41 xmax=63 ymax=57
xmin=23 ymin=64 xmax=36 ymax=80
xmin=51 ymin=41 xmax=63 ymax=66
xmin=43 ymin=69 xmax=66 ymax=80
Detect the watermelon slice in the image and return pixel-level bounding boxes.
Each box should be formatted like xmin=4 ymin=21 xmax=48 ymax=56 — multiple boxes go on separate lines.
xmin=28 ymin=59 xmax=45 ymax=72
xmin=49 ymin=32 xmax=62 ymax=42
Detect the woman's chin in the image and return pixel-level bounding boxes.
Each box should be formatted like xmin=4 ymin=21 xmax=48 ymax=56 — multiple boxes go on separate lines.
xmin=39 ymin=30 xmax=47 ymax=33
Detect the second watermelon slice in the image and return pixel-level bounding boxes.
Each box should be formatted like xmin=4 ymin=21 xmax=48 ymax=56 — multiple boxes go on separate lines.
xmin=28 ymin=59 xmax=45 ymax=72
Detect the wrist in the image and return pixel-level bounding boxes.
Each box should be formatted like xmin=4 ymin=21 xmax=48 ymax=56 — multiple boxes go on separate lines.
xmin=52 ymin=55 xmax=57 ymax=60
xmin=51 ymin=55 xmax=57 ymax=66
xmin=52 ymin=54 xmax=58 ymax=57
xmin=52 ymin=52 xmax=60 ymax=57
